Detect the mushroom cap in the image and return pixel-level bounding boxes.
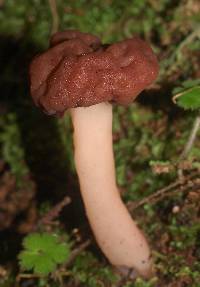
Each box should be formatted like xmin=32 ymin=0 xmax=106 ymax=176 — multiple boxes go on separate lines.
xmin=30 ymin=30 xmax=159 ymax=116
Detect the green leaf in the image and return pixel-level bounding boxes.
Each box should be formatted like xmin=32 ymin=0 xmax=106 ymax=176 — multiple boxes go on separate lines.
xmin=22 ymin=233 xmax=44 ymax=251
xmin=18 ymin=233 xmax=71 ymax=275
xmin=49 ymin=243 xmax=70 ymax=264
xmin=173 ymin=86 xmax=200 ymax=110
xmin=18 ymin=251 xmax=39 ymax=270
xmin=34 ymin=254 xmax=57 ymax=275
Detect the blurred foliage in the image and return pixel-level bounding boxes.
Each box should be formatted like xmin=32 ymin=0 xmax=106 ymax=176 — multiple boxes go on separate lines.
xmin=0 ymin=0 xmax=200 ymax=286
xmin=71 ymin=251 xmax=118 ymax=286
xmin=0 ymin=112 xmax=29 ymax=184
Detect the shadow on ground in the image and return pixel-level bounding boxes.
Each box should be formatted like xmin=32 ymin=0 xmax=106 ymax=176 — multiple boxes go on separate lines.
xmin=0 ymin=35 xmax=86 ymax=239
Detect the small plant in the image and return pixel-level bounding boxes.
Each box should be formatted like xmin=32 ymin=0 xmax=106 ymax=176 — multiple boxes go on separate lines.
xmin=173 ymin=80 xmax=200 ymax=111
xmin=172 ymin=79 xmax=200 ymax=161
xmin=72 ymin=251 xmax=118 ymax=287
xmin=18 ymin=233 xmax=71 ymax=275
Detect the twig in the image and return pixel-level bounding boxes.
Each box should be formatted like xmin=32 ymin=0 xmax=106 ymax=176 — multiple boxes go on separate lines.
xmin=160 ymin=26 xmax=200 ymax=77
xmin=127 ymin=182 xmax=179 ymax=211
xmin=37 ymin=196 xmax=71 ymax=227
xmin=48 ymin=0 xmax=59 ymax=35
xmin=15 ymin=273 xmax=44 ymax=287
xmin=169 ymin=26 xmax=200 ymax=68
xmin=127 ymin=170 xmax=199 ymax=211
xmin=179 ymin=114 xmax=200 ymax=161
xmin=64 ymin=239 xmax=91 ymax=268
xmin=141 ymin=181 xmax=200 ymax=207
xmin=175 ymin=26 xmax=200 ymax=58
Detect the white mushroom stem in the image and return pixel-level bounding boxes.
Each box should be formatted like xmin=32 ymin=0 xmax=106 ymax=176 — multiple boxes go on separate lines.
xmin=70 ymin=102 xmax=153 ymax=278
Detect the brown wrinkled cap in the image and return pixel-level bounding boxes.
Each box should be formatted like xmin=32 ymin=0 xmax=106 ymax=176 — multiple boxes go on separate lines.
xmin=30 ymin=30 xmax=159 ymax=116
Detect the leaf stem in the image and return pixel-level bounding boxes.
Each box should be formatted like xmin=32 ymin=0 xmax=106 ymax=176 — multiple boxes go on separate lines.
xmin=179 ymin=114 xmax=200 ymax=160
xmin=48 ymin=0 xmax=59 ymax=35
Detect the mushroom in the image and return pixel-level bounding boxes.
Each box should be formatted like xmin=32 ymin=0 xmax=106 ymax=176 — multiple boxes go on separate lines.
xmin=29 ymin=30 xmax=159 ymax=278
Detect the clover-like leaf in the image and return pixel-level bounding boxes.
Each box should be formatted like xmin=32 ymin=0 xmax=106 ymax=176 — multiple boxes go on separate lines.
xmin=19 ymin=233 xmax=71 ymax=275
xmin=173 ymin=86 xmax=200 ymax=111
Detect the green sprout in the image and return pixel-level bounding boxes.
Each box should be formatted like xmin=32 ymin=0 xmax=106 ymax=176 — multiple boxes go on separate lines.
xmin=18 ymin=233 xmax=71 ymax=275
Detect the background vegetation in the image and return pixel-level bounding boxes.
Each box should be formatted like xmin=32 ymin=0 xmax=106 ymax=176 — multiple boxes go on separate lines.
xmin=0 ymin=0 xmax=200 ymax=286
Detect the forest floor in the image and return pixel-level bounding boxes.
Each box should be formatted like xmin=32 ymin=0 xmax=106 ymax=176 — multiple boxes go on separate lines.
xmin=0 ymin=0 xmax=200 ymax=286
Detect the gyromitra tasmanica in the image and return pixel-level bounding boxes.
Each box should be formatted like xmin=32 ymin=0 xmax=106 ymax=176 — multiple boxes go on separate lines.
xmin=30 ymin=30 xmax=159 ymax=278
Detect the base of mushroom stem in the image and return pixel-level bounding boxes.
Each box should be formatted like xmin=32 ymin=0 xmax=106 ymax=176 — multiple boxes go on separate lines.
xmin=113 ymin=263 xmax=154 ymax=281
